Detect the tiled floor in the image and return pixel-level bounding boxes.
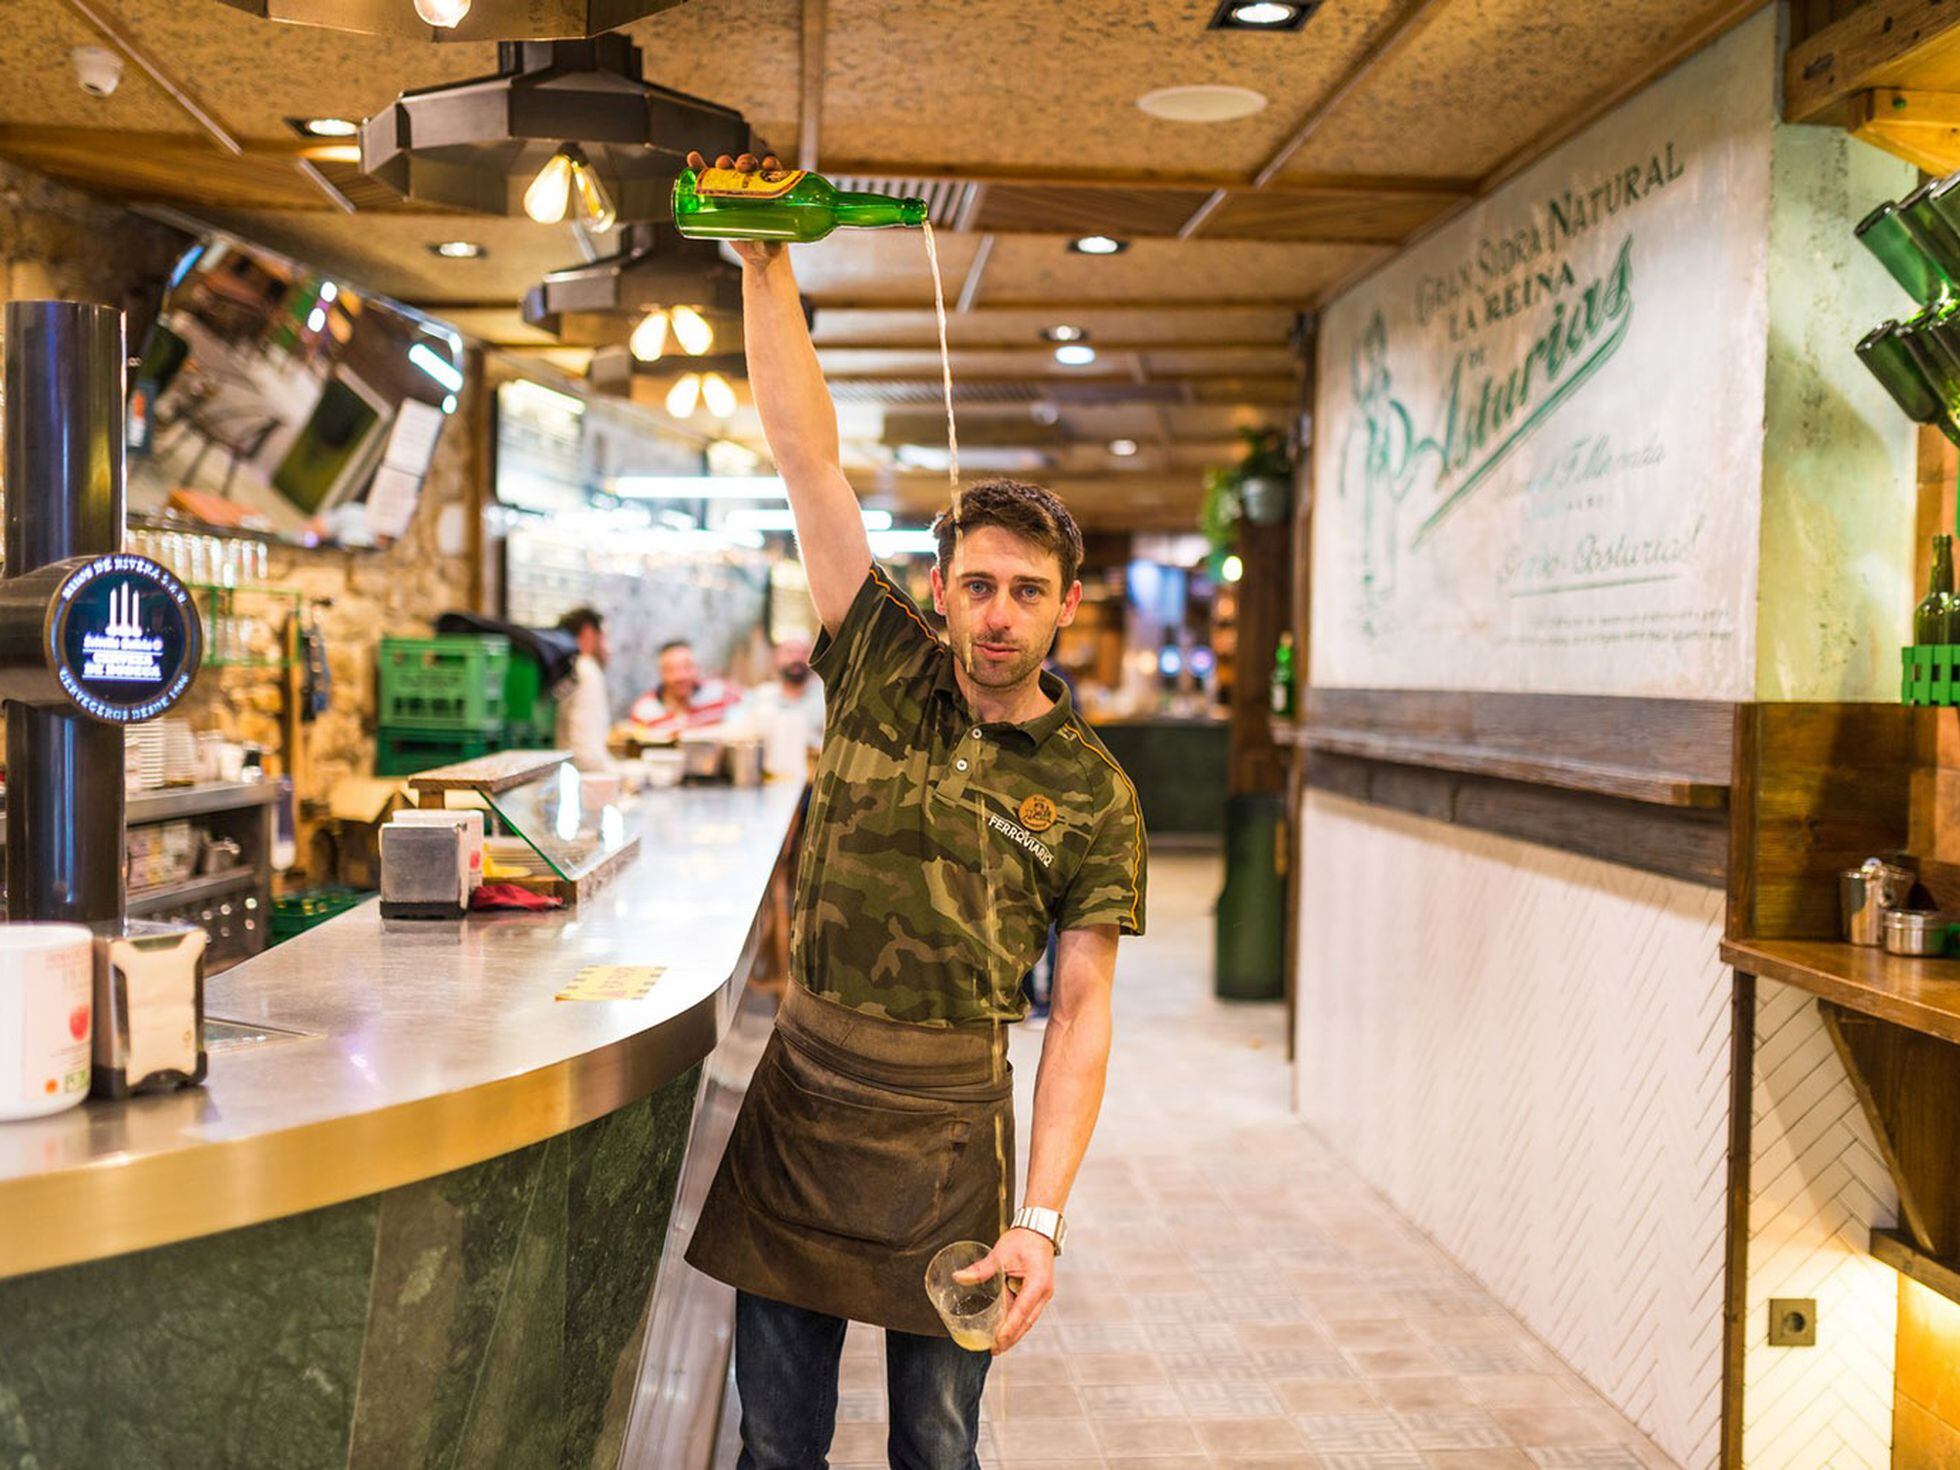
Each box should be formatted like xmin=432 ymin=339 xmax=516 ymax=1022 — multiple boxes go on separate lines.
xmin=817 ymin=848 xmax=1682 ymax=1470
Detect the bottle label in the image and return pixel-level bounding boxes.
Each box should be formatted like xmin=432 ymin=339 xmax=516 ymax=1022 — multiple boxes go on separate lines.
xmin=696 ymin=168 xmax=809 ymax=201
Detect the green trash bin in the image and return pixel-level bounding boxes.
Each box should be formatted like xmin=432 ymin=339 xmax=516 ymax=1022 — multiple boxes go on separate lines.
xmin=1215 ymin=791 xmax=1286 ymax=1000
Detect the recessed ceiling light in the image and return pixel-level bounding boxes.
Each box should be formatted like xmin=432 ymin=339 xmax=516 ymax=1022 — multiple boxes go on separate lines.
xmin=1210 ymin=0 xmax=1318 ymax=30
xmin=1041 ymin=324 xmax=1089 ymax=343
xmin=428 ymin=240 xmax=487 ymax=259
xmin=1137 ymin=85 xmax=1269 ymax=123
xmin=290 ymin=116 xmax=359 ymax=138
xmin=1069 ymin=235 xmax=1128 ymax=256
xmin=1055 ymin=344 xmax=1098 ymax=367
xmin=1109 ymin=438 xmax=1139 ymax=457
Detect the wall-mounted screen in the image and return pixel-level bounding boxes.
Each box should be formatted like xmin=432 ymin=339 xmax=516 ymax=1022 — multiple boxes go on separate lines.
xmin=125 ymin=235 xmax=463 ymax=549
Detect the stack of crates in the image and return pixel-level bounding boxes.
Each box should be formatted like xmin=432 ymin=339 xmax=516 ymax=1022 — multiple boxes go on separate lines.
xmin=376 ymin=634 xmax=511 ymax=776
xmin=502 ymin=652 xmax=555 ymax=750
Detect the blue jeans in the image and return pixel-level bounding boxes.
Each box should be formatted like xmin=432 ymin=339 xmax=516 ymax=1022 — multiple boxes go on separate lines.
xmin=735 ymin=1290 xmax=991 ymax=1470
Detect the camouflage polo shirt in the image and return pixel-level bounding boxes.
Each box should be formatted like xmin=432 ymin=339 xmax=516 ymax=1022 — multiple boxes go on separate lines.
xmin=796 ymin=562 xmax=1147 ymax=1027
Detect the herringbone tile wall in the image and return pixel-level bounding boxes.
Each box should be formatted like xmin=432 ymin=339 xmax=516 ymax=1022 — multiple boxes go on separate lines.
xmin=1743 ymin=978 xmax=1898 ymax=1470
xmin=1295 ymin=792 xmax=1731 ymax=1469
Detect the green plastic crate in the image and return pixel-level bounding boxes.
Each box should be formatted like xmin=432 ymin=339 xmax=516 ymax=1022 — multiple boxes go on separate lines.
xmin=270 ymin=886 xmax=371 ymax=944
xmin=378 ymin=635 xmax=510 ymax=732
xmin=503 ymin=652 xmax=555 ymax=749
xmin=375 ymin=725 xmax=506 ymax=777
xmin=1902 ymin=643 xmax=1960 ymax=705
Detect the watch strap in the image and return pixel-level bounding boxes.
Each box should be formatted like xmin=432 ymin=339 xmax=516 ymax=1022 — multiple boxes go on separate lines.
xmin=1012 ymin=1205 xmax=1066 ymax=1256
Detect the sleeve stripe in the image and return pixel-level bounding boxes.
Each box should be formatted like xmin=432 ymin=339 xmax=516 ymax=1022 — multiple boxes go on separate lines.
xmin=870 ymin=563 xmax=938 ymax=643
xmin=1067 ymin=717 xmax=1147 ymax=931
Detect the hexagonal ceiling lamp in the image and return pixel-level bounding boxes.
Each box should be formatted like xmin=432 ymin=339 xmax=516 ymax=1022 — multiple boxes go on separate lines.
xmin=359 ymin=35 xmax=747 ymax=225
xmin=521 ymin=223 xmax=742 ymax=349
xmin=216 ymin=0 xmax=691 ymax=42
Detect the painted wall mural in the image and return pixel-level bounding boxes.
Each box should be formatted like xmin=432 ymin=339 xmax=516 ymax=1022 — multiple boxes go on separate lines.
xmin=1310 ymin=12 xmax=1776 ymax=698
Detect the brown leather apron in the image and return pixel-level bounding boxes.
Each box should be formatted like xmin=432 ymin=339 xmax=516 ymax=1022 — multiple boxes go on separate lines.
xmin=687 ymin=982 xmax=1015 ymax=1337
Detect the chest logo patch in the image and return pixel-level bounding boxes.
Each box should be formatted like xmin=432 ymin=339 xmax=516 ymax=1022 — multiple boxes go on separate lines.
xmin=1018 ymin=794 xmax=1058 ymax=832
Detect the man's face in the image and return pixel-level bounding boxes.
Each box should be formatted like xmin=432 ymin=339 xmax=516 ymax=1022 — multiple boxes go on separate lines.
xmin=775 ymin=636 xmax=813 ymax=688
xmin=579 ymin=625 xmax=609 ymax=668
xmin=660 ymin=645 xmax=700 ymax=703
xmin=930 ymin=526 xmax=1081 ymax=692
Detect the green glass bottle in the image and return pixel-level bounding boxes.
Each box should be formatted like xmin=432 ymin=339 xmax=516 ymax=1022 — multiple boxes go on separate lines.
xmin=1860 ymin=322 xmax=1947 ymax=427
xmin=1916 ymin=533 xmax=1955 ymax=645
xmin=1857 ymin=200 xmax=1955 ymax=306
xmin=672 ymin=167 xmax=927 ymax=243
xmin=1269 ymin=631 xmax=1296 ymax=719
xmin=1899 ymin=181 xmax=1960 ymax=287
xmin=1893 ymin=320 xmax=1960 ymax=447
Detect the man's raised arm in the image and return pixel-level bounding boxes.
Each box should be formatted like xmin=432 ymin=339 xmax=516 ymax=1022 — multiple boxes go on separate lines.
xmin=689 ymin=150 xmax=871 ymax=635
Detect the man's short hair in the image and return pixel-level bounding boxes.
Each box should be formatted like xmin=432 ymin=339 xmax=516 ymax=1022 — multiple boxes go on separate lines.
xmin=558 ymin=606 xmax=603 ymax=638
xmin=930 ymin=478 xmax=1085 ymax=587
xmin=658 ymin=639 xmax=693 ymax=656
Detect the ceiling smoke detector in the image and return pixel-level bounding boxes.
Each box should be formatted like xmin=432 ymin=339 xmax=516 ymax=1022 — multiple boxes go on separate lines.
xmin=1137 ymin=85 xmax=1268 ymax=123
xmin=1209 ymin=0 xmax=1319 ymax=30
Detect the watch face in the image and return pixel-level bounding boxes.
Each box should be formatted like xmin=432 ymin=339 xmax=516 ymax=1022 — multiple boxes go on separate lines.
xmin=48 ymin=555 xmax=200 ymax=724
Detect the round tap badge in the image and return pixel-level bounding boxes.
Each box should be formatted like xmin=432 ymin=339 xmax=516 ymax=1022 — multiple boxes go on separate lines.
xmin=1018 ymin=794 xmax=1058 ymax=832
xmin=47 ymin=554 xmax=200 ymax=724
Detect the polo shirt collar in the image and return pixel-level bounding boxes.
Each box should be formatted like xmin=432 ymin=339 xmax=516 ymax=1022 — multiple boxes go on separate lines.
xmin=931 ymin=649 xmax=1073 ymax=747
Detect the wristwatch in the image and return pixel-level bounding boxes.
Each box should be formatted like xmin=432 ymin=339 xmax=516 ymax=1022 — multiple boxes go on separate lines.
xmin=1012 ymin=1206 xmax=1067 ymax=1257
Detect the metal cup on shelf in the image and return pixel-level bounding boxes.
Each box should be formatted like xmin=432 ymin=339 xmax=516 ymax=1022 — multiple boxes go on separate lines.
xmin=1841 ymin=858 xmax=1916 ymax=946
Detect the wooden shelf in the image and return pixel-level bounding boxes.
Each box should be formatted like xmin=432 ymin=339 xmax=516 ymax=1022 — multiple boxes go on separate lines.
xmin=1873 ymin=1226 xmax=1960 ymax=1307
xmin=1301 ymin=725 xmax=1729 ymax=808
xmin=1786 ymin=1 xmax=1960 ymax=172
xmin=1721 ymin=937 xmax=1960 ymax=1048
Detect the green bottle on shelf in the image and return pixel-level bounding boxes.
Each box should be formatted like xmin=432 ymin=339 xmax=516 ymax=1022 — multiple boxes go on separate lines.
xmin=1858 ymin=199 xmax=1957 ymax=307
xmin=1916 ymin=533 xmax=1955 ymax=645
xmin=1269 ymin=631 xmax=1296 ymax=719
xmin=672 ymin=167 xmax=927 ymax=243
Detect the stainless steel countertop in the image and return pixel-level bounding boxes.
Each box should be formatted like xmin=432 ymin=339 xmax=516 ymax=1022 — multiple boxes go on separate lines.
xmin=0 ymin=781 xmax=803 ymax=1280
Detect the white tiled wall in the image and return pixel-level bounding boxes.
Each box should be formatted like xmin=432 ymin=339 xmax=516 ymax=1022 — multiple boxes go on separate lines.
xmin=1295 ymin=792 xmax=1732 ymax=1468
xmin=1742 ymin=978 xmax=1898 ymax=1470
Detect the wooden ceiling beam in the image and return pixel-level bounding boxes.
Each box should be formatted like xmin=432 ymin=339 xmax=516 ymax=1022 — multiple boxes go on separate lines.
xmin=1785 ymin=0 xmax=1960 ymax=126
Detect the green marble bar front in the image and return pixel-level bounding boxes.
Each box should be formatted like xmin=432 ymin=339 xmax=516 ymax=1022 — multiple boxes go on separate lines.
xmin=0 ymin=1065 xmax=700 ymax=1470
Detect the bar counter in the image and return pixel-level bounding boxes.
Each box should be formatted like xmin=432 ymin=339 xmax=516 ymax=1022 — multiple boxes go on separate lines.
xmin=0 ymin=780 xmax=803 ymax=1469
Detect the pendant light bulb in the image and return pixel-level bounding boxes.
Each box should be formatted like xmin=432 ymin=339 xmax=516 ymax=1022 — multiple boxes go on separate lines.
xmin=630 ymin=308 xmax=670 ymax=363
xmin=670 ymin=304 xmax=714 ymax=357
xmin=412 ymin=0 xmax=471 ymax=26
xmin=700 ymin=371 xmax=738 ymax=419
xmin=524 ymin=148 xmax=574 ymax=225
xmin=666 ymin=373 xmax=701 ymax=419
xmin=571 ymin=154 xmax=616 ymax=234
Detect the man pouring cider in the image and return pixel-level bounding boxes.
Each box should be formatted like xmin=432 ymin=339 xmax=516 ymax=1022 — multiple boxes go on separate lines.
xmin=683 ymin=150 xmax=1147 ymax=1470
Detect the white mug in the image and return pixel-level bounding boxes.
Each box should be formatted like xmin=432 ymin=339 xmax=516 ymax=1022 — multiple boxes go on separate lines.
xmin=0 ymin=925 xmax=96 ymax=1121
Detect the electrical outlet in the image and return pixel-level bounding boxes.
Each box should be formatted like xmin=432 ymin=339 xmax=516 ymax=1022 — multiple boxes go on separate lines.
xmin=1768 ymin=1298 xmax=1817 ymax=1346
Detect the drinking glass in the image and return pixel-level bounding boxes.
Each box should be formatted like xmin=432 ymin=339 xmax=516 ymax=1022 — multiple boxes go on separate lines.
xmin=924 ymin=1240 xmax=1005 ymax=1352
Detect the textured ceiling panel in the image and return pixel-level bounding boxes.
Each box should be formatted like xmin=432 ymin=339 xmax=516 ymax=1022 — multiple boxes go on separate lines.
xmin=1278 ymin=0 xmax=1746 ymax=180
xmin=1203 ymin=187 xmax=1457 ymax=243
xmin=819 ymin=0 xmax=1402 ymax=177
xmin=810 ymin=306 xmax=1299 ymax=347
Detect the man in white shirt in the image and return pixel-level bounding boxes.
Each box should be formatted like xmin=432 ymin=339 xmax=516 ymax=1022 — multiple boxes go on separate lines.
xmin=554 ymin=607 xmax=614 ymax=773
xmin=740 ymin=635 xmax=824 ymax=775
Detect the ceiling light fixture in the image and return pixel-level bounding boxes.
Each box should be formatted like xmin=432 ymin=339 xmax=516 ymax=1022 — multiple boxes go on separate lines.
xmin=665 ymin=374 xmax=701 ymax=419
xmin=1209 ymin=0 xmax=1319 ymax=29
xmin=428 ymin=240 xmax=487 ymax=259
xmin=292 ymin=116 xmax=358 ymax=138
xmin=630 ymin=308 xmax=670 ymax=362
xmin=412 ymin=0 xmax=472 ymax=27
xmin=699 ymin=371 xmax=737 ymax=419
xmin=1054 ymin=344 xmax=1098 ymax=367
xmin=1109 ymin=438 xmax=1139 ymax=457
xmin=1136 ymin=84 xmax=1269 ymax=122
xmin=360 ymin=36 xmax=746 ymax=221
xmin=670 ymin=304 xmax=714 ymax=356
xmin=1041 ymin=325 xmax=1088 ymax=343
xmin=1069 ymin=235 xmax=1128 ymax=256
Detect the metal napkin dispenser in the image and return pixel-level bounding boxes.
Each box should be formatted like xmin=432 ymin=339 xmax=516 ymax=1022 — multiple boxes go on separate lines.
xmin=380 ymin=820 xmax=471 ymax=920
xmin=92 ymin=920 xmax=208 ymax=1099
